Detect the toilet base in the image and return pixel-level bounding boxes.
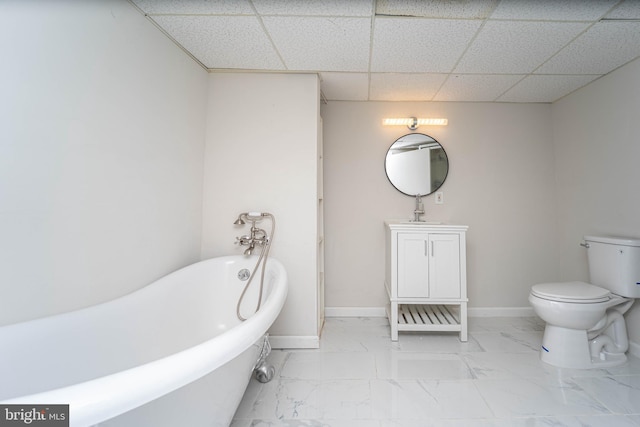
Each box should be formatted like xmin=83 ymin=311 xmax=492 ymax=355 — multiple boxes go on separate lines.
xmin=540 ymin=325 xmax=627 ymax=369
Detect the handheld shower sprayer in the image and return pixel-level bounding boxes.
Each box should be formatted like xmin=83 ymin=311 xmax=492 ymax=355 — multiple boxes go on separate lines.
xmin=233 ymin=212 xmax=267 ymax=226
xmin=246 ymin=211 xmax=266 ymax=219
xmin=232 ymin=211 xmax=276 ymax=321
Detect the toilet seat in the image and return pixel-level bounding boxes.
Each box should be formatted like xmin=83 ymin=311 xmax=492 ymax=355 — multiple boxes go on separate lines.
xmin=531 ymin=281 xmax=610 ymax=303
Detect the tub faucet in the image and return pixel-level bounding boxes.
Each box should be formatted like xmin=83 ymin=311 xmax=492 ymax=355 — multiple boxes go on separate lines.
xmin=236 ymin=228 xmax=268 ymax=254
xmin=244 ymin=243 xmax=255 ymax=256
xmin=234 ymin=214 xmax=270 ymax=254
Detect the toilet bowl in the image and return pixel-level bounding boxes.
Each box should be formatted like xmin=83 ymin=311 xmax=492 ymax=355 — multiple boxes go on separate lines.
xmin=529 ymin=235 xmax=640 ymax=369
xmin=529 ymin=282 xmax=633 ymax=368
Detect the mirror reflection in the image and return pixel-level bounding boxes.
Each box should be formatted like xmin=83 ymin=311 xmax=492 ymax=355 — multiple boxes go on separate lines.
xmin=384 ymin=133 xmax=449 ymax=196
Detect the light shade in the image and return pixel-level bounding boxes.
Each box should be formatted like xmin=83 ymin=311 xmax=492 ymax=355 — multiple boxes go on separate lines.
xmin=382 ymin=117 xmax=448 ymax=130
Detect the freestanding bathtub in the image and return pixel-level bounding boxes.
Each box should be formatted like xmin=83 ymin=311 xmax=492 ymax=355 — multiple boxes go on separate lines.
xmin=0 ymin=255 xmax=287 ymax=427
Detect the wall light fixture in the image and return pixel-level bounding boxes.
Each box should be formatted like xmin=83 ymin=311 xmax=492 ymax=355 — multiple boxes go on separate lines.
xmin=382 ymin=117 xmax=448 ymax=130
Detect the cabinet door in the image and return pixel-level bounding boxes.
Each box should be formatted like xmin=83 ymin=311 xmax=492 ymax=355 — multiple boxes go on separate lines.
xmin=428 ymin=234 xmax=461 ymax=299
xmin=397 ymin=233 xmax=429 ymax=298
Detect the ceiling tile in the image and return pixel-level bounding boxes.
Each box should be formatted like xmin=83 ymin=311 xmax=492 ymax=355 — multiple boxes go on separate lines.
xmin=537 ymin=21 xmax=640 ymax=74
xmin=263 ymin=17 xmax=370 ymax=71
xmin=320 ymin=73 xmax=369 ymax=101
xmin=253 ymin=0 xmax=373 ymax=16
xmin=434 ymin=74 xmax=524 ymax=102
xmin=605 ymin=0 xmax=640 ymax=19
xmin=376 ymin=0 xmax=499 ymax=19
xmin=131 ymin=0 xmax=253 ymax=15
xmin=497 ymin=74 xmax=599 ymax=102
xmin=454 ymin=21 xmax=588 ymax=74
xmin=490 ymin=0 xmax=619 ymax=21
xmin=370 ymin=73 xmax=447 ymax=101
xmin=130 ymin=0 xmax=640 ymax=103
xmin=371 ymin=18 xmax=481 ymax=73
xmin=152 ymin=16 xmax=284 ymax=69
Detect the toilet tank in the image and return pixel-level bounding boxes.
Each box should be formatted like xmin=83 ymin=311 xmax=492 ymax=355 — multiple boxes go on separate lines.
xmin=585 ymin=235 xmax=640 ymax=298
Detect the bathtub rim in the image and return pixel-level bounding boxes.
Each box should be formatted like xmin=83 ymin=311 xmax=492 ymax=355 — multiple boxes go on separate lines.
xmin=1 ymin=255 xmax=288 ymax=427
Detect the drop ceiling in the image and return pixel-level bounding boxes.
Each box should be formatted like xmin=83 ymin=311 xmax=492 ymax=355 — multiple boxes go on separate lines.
xmin=130 ymin=0 xmax=640 ymax=103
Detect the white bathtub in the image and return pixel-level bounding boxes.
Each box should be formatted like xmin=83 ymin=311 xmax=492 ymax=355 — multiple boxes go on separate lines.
xmin=0 ymin=255 xmax=287 ymax=427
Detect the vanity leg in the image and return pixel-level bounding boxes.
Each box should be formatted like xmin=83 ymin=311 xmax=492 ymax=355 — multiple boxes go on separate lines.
xmin=460 ymin=302 xmax=468 ymax=342
xmin=390 ymin=301 xmax=398 ymax=341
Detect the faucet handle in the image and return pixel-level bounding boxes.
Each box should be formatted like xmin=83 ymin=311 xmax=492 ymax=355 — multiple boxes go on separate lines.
xmin=236 ymin=235 xmax=251 ymax=245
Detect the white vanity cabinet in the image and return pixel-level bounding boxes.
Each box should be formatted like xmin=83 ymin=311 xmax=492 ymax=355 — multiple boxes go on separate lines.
xmin=385 ymin=222 xmax=468 ymax=341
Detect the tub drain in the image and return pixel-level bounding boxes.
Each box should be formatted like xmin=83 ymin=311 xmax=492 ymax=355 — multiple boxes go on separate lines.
xmin=237 ymin=268 xmax=250 ymax=281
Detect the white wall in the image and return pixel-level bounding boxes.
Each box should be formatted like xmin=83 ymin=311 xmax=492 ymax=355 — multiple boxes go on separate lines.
xmin=201 ymin=73 xmax=321 ymax=343
xmin=321 ymin=102 xmax=559 ymax=312
xmin=0 ymin=0 xmax=208 ymax=325
xmin=552 ymin=57 xmax=640 ymax=345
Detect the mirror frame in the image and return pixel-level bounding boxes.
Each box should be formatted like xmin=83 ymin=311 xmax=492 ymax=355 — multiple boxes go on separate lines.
xmin=384 ymin=133 xmax=449 ymax=197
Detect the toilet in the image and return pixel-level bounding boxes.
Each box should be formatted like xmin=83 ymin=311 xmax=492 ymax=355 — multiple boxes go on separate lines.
xmin=529 ymin=235 xmax=640 ymax=369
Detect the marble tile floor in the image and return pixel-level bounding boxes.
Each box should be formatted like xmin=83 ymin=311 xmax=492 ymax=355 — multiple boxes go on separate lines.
xmin=231 ymin=317 xmax=640 ymax=426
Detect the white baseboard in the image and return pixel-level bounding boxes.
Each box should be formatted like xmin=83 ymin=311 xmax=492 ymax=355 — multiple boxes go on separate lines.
xmin=468 ymin=307 xmax=535 ymax=317
xmin=630 ymin=340 xmax=640 ymax=359
xmin=269 ymin=335 xmax=319 ymax=349
xmin=325 ymin=306 xmax=536 ymax=318
xmin=325 ymin=307 xmax=386 ymax=317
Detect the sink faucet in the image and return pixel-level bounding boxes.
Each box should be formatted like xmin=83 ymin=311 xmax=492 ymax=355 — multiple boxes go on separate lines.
xmin=413 ymin=194 xmax=424 ymax=222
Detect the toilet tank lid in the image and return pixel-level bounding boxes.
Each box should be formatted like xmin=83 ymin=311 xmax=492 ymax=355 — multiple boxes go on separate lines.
xmin=531 ymin=281 xmax=610 ymax=302
xmin=584 ymin=235 xmax=640 ymax=247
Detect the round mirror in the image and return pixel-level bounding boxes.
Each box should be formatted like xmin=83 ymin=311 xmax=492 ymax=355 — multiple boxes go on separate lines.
xmin=384 ymin=133 xmax=449 ymax=196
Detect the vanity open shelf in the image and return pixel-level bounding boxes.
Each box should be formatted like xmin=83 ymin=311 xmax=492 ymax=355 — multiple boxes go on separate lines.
xmin=397 ymin=304 xmax=461 ymax=330
xmin=385 ymin=222 xmax=468 ymax=341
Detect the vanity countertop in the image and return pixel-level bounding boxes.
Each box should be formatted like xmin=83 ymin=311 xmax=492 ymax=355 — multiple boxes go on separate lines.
xmin=386 ymin=219 xmax=443 ymax=225
xmin=385 ymin=220 xmax=468 ymax=231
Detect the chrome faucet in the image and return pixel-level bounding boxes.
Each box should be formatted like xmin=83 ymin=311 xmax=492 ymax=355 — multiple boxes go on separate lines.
xmin=413 ymin=194 xmax=424 ymax=222
xmin=234 ymin=213 xmax=270 ymax=255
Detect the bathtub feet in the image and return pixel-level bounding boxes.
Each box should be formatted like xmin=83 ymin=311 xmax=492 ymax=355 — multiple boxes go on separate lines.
xmin=253 ymin=334 xmax=276 ymax=383
xmin=254 ymin=361 xmax=276 ymax=383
